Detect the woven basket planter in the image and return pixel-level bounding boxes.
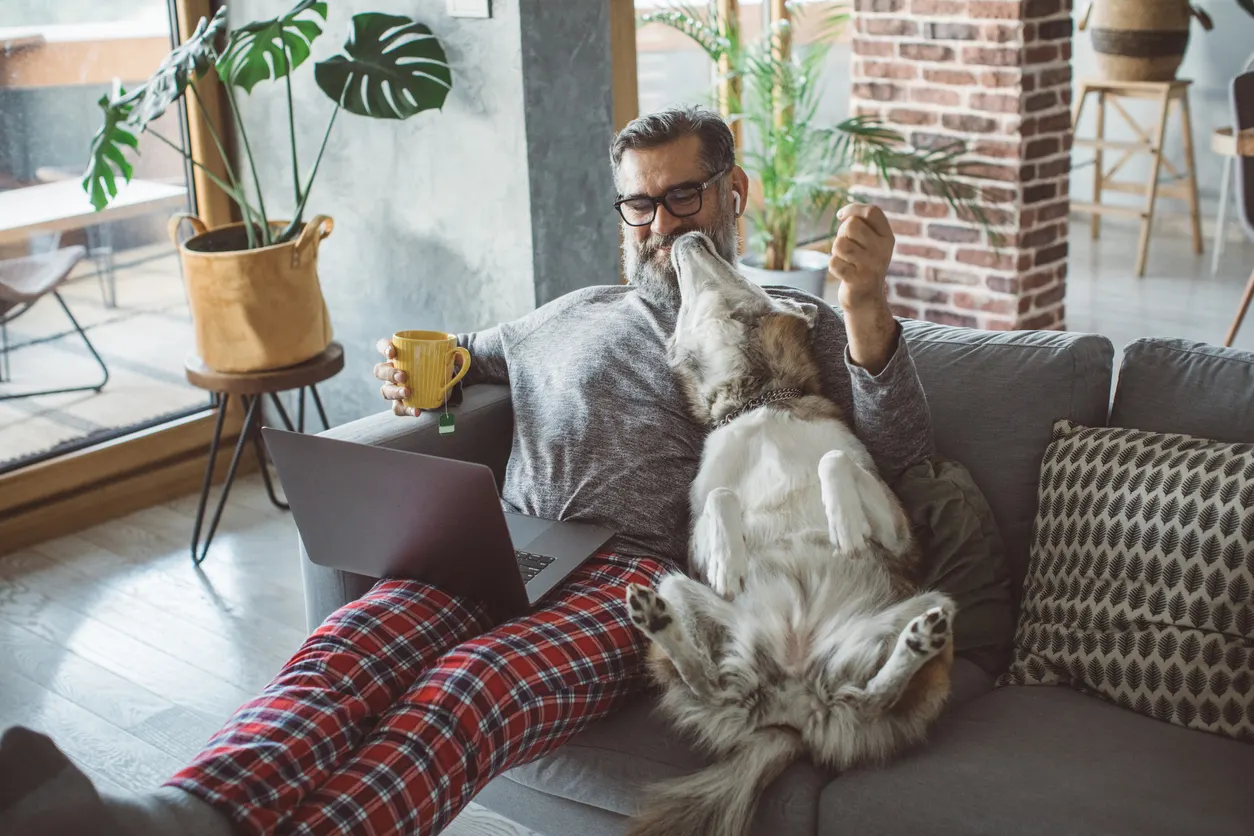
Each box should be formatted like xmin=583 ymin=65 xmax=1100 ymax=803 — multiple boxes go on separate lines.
xmin=1080 ymin=1 xmax=1213 ymax=82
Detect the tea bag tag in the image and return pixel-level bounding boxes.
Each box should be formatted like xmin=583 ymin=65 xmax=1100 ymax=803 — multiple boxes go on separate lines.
xmin=439 ymin=377 xmax=456 ymax=435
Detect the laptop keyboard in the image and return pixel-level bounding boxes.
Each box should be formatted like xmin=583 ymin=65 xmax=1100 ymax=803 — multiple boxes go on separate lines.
xmin=516 ymin=550 xmax=556 ymax=582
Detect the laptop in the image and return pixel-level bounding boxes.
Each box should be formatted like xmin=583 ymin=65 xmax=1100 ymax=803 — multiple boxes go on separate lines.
xmin=261 ymin=427 xmax=615 ymax=625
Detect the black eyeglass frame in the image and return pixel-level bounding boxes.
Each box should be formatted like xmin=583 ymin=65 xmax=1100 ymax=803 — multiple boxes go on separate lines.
xmin=613 ymin=167 xmax=732 ymax=227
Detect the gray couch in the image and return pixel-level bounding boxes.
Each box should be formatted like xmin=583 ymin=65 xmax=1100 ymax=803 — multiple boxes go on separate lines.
xmin=300 ymin=320 xmax=1254 ymax=835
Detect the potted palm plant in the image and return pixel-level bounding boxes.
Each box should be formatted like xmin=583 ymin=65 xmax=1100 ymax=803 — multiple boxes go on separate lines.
xmin=640 ymin=4 xmax=980 ymax=297
xmin=83 ymin=1 xmax=452 ymax=373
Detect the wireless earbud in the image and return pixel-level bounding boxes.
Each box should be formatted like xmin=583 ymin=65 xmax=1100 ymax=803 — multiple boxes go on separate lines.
xmin=733 ymin=193 xmax=742 ymax=216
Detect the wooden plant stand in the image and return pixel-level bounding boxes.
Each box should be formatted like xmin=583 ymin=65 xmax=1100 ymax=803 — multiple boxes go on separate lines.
xmin=1071 ymin=79 xmax=1202 ymax=278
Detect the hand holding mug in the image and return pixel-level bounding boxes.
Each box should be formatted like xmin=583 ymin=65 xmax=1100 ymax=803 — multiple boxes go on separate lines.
xmin=374 ymin=331 xmax=471 ymax=417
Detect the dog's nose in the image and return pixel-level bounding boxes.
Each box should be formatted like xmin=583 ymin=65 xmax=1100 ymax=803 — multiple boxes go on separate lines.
xmin=675 ymin=231 xmax=712 ymax=253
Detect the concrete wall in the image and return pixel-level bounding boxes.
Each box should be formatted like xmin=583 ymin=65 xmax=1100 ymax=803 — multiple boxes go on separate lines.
xmin=1070 ymin=2 xmax=1254 ymax=228
xmin=226 ymin=0 xmax=618 ymax=424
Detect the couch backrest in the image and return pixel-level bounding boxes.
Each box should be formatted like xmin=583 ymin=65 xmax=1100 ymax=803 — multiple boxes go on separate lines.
xmin=902 ymin=321 xmax=1115 ymax=596
xmin=1110 ymin=338 xmax=1254 ymax=444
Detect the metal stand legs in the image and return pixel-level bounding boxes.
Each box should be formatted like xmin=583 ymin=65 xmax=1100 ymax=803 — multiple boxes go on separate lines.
xmin=189 ymin=385 xmax=330 ymax=565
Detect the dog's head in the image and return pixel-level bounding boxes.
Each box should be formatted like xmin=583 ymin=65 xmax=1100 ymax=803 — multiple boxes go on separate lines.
xmin=667 ymin=231 xmax=823 ymax=425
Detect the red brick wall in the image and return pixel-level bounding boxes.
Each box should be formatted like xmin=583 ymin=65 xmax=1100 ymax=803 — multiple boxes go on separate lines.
xmin=849 ymin=0 xmax=1073 ymax=330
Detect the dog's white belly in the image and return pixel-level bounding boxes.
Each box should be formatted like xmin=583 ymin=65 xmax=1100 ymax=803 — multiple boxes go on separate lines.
xmin=692 ymin=411 xmax=874 ymax=560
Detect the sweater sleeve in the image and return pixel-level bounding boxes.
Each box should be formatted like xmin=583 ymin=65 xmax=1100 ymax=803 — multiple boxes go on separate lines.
xmin=455 ymin=286 xmax=619 ymax=389
xmin=841 ymin=319 xmax=935 ymax=480
xmin=457 ymin=326 xmax=509 ymax=386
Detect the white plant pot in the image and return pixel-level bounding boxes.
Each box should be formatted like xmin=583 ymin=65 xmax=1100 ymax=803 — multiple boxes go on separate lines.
xmin=738 ymin=249 xmax=832 ymax=299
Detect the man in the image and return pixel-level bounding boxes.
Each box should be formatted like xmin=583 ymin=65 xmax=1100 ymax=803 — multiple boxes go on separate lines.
xmin=0 ymin=105 xmax=931 ymax=836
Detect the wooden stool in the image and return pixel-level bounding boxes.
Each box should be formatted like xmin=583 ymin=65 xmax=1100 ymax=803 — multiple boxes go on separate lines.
xmin=185 ymin=341 xmax=344 ymax=565
xmin=1211 ymin=126 xmax=1254 ymax=276
xmin=1072 ymin=79 xmax=1202 ymax=278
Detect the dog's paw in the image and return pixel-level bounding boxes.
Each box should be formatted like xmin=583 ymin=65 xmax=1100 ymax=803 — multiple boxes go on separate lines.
xmin=903 ymin=606 xmax=952 ymax=656
xmin=626 ymin=583 xmax=673 ymax=635
xmin=829 ymin=514 xmax=873 ymax=556
xmin=820 ymin=452 xmax=873 ymax=554
xmin=707 ymin=552 xmax=747 ymax=600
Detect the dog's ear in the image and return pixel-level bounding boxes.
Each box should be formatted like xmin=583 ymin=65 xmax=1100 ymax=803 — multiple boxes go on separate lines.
xmin=776 ymin=298 xmax=819 ymax=330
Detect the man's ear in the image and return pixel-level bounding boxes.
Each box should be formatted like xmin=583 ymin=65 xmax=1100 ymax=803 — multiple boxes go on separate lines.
xmin=731 ymin=165 xmax=749 ymax=213
xmin=777 ymin=298 xmax=819 ymax=329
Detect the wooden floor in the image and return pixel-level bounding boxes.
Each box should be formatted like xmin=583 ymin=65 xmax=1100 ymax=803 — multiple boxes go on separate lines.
xmin=1066 ymin=220 xmax=1254 ymax=358
xmin=1 ymin=221 xmax=1251 ymax=834
xmin=0 ymin=474 xmax=537 ymax=836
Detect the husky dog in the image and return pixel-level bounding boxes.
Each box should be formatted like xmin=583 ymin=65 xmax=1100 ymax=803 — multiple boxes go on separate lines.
xmin=623 ymin=231 xmax=956 ymax=836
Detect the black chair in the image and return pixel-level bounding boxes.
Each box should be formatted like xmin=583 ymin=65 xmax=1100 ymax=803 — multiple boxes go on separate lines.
xmin=0 ymin=245 xmax=110 ymax=400
xmin=1225 ymin=70 xmax=1254 ymax=347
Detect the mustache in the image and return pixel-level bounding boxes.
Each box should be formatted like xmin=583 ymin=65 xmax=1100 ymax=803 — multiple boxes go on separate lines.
xmin=639 ymin=232 xmax=685 ymax=259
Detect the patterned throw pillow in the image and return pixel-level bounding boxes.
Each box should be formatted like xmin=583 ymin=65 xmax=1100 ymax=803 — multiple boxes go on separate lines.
xmin=999 ymin=420 xmax=1254 ymax=742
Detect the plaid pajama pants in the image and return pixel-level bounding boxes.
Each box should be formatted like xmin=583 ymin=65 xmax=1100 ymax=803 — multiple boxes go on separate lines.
xmin=166 ymin=551 xmax=670 ymax=836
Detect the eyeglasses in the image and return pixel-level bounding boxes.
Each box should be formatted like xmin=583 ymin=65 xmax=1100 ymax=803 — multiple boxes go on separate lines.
xmin=613 ymin=168 xmax=730 ymax=227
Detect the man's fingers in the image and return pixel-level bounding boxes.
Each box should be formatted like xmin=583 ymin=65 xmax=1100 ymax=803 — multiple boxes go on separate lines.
xmin=828 ymin=254 xmax=859 ymax=278
xmin=380 ymin=383 xmax=410 ymax=401
xmin=373 ymin=362 xmax=407 ymax=384
xmin=376 ymin=338 xmax=397 ymax=360
xmin=834 ymin=231 xmax=868 ymax=261
xmin=838 ymin=203 xmax=893 ymax=239
xmin=837 ymin=217 xmax=877 ymax=252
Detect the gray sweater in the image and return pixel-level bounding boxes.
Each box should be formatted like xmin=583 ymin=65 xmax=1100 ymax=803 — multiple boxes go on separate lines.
xmin=458 ymin=284 xmax=934 ymax=566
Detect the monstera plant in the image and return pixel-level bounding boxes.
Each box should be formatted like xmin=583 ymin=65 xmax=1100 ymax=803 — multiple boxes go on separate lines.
xmin=80 ymin=1 xmax=454 ymax=375
xmin=84 ymin=0 xmax=452 ymax=249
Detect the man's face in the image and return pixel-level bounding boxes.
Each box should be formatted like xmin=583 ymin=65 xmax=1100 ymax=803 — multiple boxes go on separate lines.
xmin=616 ymin=135 xmax=742 ymax=306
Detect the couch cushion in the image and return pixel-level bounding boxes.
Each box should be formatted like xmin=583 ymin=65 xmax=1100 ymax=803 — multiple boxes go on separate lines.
xmin=902 ymin=322 xmax=1114 ymax=594
xmin=490 ymin=660 xmax=993 ymax=834
xmin=817 ymin=686 xmax=1254 ymax=836
xmin=1002 ymin=420 xmax=1254 ymax=743
xmin=1110 ymin=338 xmax=1254 ymax=444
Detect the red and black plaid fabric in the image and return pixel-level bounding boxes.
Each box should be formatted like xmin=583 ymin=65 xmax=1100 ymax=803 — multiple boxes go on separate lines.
xmin=166 ymin=552 xmax=669 ymax=836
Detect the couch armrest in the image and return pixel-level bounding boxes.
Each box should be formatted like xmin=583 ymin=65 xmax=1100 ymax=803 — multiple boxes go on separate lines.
xmin=299 ymin=384 xmax=514 ymax=632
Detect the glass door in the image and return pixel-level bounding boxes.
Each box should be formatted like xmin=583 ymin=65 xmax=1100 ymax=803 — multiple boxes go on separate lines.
xmin=0 ymin=0 xmax=211 ymax=475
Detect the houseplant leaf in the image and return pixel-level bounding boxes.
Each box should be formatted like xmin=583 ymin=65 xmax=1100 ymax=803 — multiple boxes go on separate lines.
xmin=638 ymin=6 xmax=731 ymax=64
xmin=314 ymin=13 xmax=452 ymax=119
xmin=83 ymin=93 xmax=139 ymax=211
xmin=119 ymin=6 xmax=227 ymax=131
xmin=217 ymin=0 xmax=328 ymax=93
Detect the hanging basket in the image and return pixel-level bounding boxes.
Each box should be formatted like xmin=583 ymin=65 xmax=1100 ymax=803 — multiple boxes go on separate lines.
xmin=170 ymin=214 xmax=335 ymax=374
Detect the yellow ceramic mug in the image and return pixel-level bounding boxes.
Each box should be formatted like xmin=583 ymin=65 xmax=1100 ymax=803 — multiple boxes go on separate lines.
xmin=391 ymin=330 xmax=472 ymax=411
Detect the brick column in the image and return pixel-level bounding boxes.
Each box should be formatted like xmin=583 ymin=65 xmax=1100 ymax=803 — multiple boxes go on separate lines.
xmin=849 ymin=0 xmax=1073 ymax=331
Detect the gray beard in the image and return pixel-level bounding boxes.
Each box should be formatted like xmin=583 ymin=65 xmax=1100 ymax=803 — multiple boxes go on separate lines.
xmin=622 ymin=217 xmax=739 ymax=310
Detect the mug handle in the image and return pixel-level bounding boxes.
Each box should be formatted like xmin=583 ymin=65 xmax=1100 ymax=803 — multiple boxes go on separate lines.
xmin=442 ymin=347 xmax=472 ymax=396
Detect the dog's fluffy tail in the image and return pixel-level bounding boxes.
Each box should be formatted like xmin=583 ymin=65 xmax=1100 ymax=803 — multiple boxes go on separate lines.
xmin=626 ymin=727 xmax=803 ymax=836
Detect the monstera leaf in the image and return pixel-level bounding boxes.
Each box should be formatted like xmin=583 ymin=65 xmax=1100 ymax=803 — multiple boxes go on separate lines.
xmin=314 ymin=13 xmax=452 ymax=119
xmin=217 ymin=0 xmax=327 ymax=93
xmin=83 ymin=94 xmax=139 ymax=211
xmin=121 ymin=6 xmax=227 ymax=131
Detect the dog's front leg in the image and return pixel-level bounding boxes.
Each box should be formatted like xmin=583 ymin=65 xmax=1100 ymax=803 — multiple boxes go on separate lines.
xmin=819 ymin=451 xmax=873 ymax=553
xmin=626 ymin=573 xmax=734 ymax=699
xmin=820 ymin=451 xmax=911 ymax=554
xmin=691 ymin=487 xmax=749 ymax=599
